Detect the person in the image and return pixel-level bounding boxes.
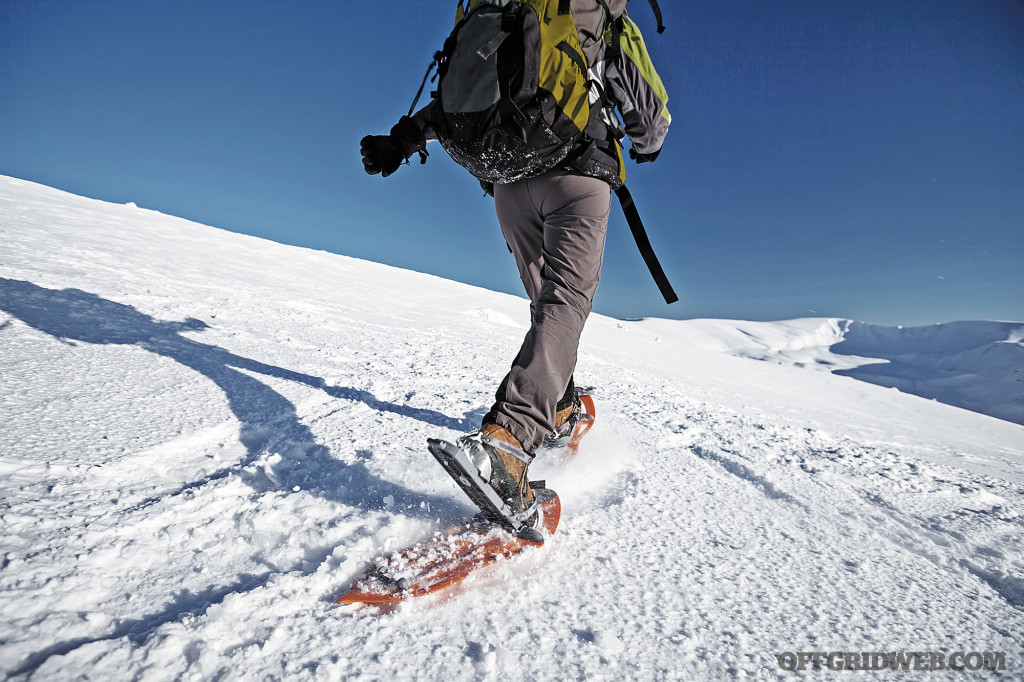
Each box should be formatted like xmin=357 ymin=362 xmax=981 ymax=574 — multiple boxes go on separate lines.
xmin=360 ymin=0 xmax=669 ymax=530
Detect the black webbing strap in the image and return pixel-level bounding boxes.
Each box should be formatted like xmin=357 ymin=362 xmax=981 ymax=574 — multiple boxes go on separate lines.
xmin=598 ymin=0 xmax=665 ymax=36
xmin=614 ymin=185 xmax=678 ymax=304
xmin=647 ymin=0 xmax=666 ymax=34
xmin=562 ymin=135 xmax=597 ymax=168
xmin=595 ymin=0 xmax=621 ymax=62
xmin=556 ymin=40 xmax=587 ymax=76
xmin=407 ymin=52 xmax=440 ymax=117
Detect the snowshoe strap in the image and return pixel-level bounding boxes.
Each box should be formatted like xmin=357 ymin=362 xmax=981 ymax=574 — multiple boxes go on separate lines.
xmin=479 ymin=433 xmax=534 ymax=464
xmin=614 ymin=185 xmax=678 ymax=304
xmin=508 ymin=498 xmax=541 ymax=526
xmin=429 ymin=438 xmax=535 ymax=536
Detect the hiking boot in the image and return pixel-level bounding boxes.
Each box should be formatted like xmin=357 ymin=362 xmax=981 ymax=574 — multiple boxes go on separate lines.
xmin=546 ymin=393 xmax=583 ymax=446
xmin=555 ymin=401 xmax=577 ymax=432
xmin=475 ymin=423 xmax=536 ymax=517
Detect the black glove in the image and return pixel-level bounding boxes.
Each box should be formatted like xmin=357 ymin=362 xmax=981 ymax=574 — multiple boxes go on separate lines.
xmin=629 ymin=146 xmax=661 ymax=164
xmin=360 ymin=116 xmax=427 ymax=178
xmin=360 ymin=135 xmax=404 ymax=177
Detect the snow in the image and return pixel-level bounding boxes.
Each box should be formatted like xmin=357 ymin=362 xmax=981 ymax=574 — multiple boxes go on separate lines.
xmin=1 ymin=174 xmax=1022 ymax=680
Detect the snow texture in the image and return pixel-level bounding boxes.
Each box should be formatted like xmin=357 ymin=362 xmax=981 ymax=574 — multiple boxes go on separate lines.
xmin=1 ymin=175 xmax=1022 ymax=680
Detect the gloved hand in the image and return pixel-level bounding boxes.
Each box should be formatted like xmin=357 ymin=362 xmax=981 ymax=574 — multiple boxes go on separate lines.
xmin=629 ymin=146 xmax=661 ymax=164
xmin=360 ymin=135 xmax=405 ymax=177
xmin=360 ymin=116 xmax=427 ymax=178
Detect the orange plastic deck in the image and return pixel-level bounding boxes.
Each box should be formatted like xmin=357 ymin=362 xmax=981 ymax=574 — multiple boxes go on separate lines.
xmin=565 ymin=393 xmax=596 ymax=459
xmin=338 ymin=490 xmax=561 ymax=604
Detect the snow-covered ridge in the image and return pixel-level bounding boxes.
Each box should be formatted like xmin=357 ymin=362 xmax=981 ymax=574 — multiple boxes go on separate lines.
xmin=623 ymin=317 xmax=1024 ymax=426
xmin=2 ymin=175 xmax=1022 ymax=680
xmin=833 ymin=320 xmax=1024 ymax=425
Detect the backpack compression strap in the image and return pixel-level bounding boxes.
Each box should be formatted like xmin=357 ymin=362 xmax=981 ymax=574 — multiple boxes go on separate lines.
xmin=646 ymin=0 xmax=666 ymax=34
xmin=614 ymin=185 xmax=678 ymax=304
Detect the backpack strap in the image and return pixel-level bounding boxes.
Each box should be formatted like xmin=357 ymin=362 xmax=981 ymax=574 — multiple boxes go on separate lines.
xmin=407 ymin=51 xmax=442 ymax=117
xmin=600 ymin=0 xmax=665 ymax=35
xmin=477 ymin=3 xmax=519 ymax=60
xmin=614 ymin=185 xmax=678 ymax=304
xmin=595 ymin=0 xmax=622 ymax=62
xmin=646 ymin=0 xmax=666 ymax=34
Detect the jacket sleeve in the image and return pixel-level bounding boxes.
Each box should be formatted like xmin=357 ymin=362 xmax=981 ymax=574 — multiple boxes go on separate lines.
xmin=410 ymin=100 xmax=438 ymax=143
xmin=605 ymin=16 xmax=670 ymax=156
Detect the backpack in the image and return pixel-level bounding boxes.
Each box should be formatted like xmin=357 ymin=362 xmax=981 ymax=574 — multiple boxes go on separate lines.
xmin=405 ymin=0 xmax=679 ymax=305
xmin=428 ymin=0 xmax=598 ymax=184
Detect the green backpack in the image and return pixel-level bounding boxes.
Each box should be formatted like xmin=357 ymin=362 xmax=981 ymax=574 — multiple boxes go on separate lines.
xmin=426 ymin=0 xmax=598 ymax=184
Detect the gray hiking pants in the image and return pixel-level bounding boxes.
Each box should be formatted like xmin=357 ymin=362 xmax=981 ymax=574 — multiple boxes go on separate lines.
xmin=483 ymin=169 xmax=611 ymax=453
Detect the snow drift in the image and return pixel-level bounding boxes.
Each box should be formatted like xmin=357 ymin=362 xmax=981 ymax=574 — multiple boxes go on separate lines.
xmin=1 ymin=176 xmax=1022 ymax=680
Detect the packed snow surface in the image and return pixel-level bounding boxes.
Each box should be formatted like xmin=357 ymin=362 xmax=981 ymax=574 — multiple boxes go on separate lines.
xmin=1 ymin=176 xmax=1022 ymax=680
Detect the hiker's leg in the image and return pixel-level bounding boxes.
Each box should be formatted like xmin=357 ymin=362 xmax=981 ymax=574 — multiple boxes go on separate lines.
xmin=485 ymin=170 xmax=610 ymax=452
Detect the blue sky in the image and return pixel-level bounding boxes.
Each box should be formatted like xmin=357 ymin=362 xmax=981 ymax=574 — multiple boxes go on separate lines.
xmin=2 ymin=0 xmax=1022 ymax=326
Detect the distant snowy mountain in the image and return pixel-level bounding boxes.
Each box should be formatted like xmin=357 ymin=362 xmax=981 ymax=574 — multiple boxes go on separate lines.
xmin=2 ymin=175 xmax=1022 ymax=680
xmin=626 ymin=317 xmax=1024 ymax=426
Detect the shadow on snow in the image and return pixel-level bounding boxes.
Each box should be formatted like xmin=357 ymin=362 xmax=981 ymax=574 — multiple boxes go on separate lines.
xmin=0 ymin=277 xmax=474 ymax=675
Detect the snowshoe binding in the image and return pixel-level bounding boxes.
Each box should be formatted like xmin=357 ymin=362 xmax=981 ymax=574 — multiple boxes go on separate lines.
xmin=428 ymin=425 xmax=544 ymax=543
xmin=543 ymin=389 xmax=596 ymax=457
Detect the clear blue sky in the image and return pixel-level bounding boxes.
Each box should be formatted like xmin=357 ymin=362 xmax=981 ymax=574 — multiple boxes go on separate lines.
xmin=2 ymin=0 xmax=1022 ymax=325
